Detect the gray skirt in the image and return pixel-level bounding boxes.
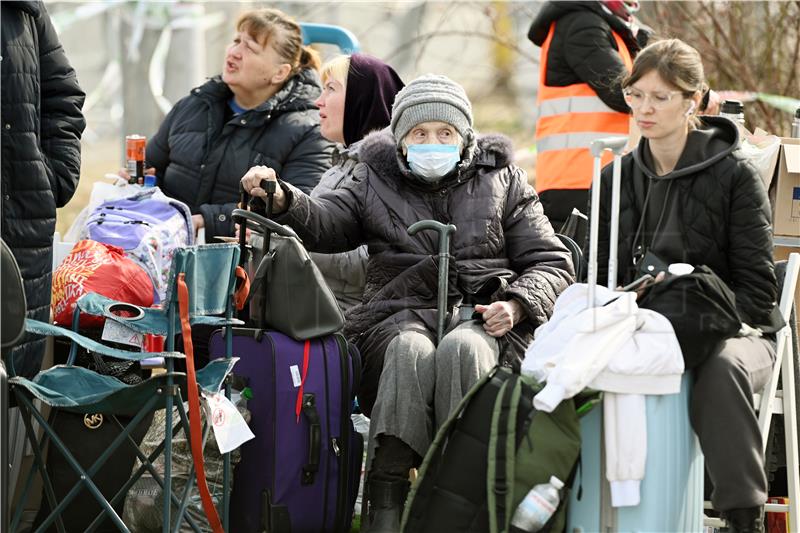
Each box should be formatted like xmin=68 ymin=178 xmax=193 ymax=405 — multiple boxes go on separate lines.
xmin=366 ymin=320 xmax=500 ymax=471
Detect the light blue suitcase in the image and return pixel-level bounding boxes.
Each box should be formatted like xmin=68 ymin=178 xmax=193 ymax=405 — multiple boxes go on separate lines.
xmin=566 ymin=139 xmax=704 ymax=532
xmin=567 ymin=374 xmax=704 ymax=532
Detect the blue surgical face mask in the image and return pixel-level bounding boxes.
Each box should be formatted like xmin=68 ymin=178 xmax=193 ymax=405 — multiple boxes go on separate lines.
xmin=405 ymin=144 xmax=461 ymax=183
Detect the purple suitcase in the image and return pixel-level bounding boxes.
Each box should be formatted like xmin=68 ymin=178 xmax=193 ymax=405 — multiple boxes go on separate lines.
xmin=209 ymin=187 xmax=362 ymax=532
xmin=209 ymin=329 xmax=361 ymax=533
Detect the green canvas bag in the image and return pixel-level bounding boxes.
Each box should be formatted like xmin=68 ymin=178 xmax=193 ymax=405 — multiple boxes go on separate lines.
xmin=402 ymin=366 xmax=590 ymax=533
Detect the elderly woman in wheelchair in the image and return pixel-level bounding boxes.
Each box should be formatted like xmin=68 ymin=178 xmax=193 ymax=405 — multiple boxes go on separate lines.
xmin=241 ymin=73 xmax=573 ymax=532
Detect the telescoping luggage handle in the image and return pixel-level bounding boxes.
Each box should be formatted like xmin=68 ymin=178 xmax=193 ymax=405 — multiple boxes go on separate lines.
xmin=407 ymin=220 xmax=457 ymax=344
xmin=233 ymin=180 xmax=299 ymax=328
xmin=587 ymin=136 xmax=627 ymax=307
xmin=232 ymin=184 xmax=322 ymax=486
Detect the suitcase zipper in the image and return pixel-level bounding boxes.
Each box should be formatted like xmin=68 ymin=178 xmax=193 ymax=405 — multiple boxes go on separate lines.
xmin=268 ymin=334 xmax=278 ymax=533
xmin=334 ymin=333 xmax=351 ymax=532
xmin=321 ymin=339 xmax=331 ymax=529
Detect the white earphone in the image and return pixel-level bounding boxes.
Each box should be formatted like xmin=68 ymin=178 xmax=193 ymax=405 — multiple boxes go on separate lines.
xmin=685 ymin=101 xmax=696 ymax=117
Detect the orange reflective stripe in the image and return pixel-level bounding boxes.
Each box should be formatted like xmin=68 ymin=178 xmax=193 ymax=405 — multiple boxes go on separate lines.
xmin=539 ymin=23 xmax=633 ymax=97
xmin=535 ymin=21 xmax=633 ymax=193
xmin=536 ymin=149 xmax=615 ymax=191
xmin=536 ymin=112 xmax=630 ymax=140
xmin=611 ymin=30 xmax=633 ymax=70
xmin=537 ymin=23 xmax=556 ymax=103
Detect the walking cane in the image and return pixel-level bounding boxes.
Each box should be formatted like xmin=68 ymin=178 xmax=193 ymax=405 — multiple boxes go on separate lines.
xmin=407 ymin=220 xmax=457 ymax=344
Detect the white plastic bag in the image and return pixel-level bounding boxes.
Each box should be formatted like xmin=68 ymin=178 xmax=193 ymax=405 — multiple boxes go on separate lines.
xmin=740 ymin=129 xmax=782 ymax=189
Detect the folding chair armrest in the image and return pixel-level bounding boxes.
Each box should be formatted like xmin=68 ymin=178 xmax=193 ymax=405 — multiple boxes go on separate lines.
xmin=77 ymin=293 xmax=170 ymax=336
xmin=76 ymin=294 xmax=243 ymax=335
xmin=25 ymin=319 xmax=184 ymax=362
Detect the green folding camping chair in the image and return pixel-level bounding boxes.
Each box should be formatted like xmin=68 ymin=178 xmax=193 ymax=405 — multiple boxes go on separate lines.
xmin=9 ymin=243 xmax=245 ymax=533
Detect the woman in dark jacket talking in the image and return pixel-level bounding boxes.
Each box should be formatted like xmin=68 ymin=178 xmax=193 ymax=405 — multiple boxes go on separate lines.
xmin=242 ymin=74 xmax=573 ymax=532
xmin=145 ymin=8 xmax=333 ymax=239
xmin=591 ymin=39 xmax=781 ymax=532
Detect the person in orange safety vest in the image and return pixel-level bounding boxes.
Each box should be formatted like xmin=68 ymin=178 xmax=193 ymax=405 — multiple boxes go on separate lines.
xmin=528 ymin=1 xmax=651 ymax=231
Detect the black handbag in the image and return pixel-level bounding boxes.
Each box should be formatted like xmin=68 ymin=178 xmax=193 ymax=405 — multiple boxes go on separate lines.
xmin=637 ymin=265 xmax=745 ymax=368
xmin=233 ymin=208 xmax=345 ymax=340
xmin=33 ymin=332 xmax=151 ymax=531
xmin=33 ymin=409 xmax=153 ymax=532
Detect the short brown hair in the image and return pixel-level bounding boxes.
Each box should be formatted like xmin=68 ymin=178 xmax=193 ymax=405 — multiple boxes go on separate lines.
xmin=236 ymin=8 xmax=321 ymax=75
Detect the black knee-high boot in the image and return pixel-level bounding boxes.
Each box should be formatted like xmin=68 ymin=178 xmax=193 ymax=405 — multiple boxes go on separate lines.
xmin=364 ymin=436 xmax=417 ymax=533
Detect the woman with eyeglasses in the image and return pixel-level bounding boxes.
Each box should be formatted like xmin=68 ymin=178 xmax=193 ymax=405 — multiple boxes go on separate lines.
xmin=590 ymin=39 xmax=781 ymax=532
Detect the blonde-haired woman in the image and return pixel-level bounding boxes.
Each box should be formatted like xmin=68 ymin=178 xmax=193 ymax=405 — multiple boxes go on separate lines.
xmin=307 ymin=53 xmax=404 ymax=310
xmin=591 ymin=38 xmax=781 ymax=531
xmin=145 ymin=8 xmax=334 ymax=239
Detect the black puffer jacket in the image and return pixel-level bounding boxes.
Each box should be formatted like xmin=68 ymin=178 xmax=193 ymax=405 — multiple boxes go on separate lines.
xmin=272 ymin=132 xmax=573 ymax=412
xmin=275 ymin=130 xmax=572 ymax=347
xmin=590 ymin=116 xmax=781 ymax=332
xmin=146 ymin=69 xmax=334 ymax=238
xmin=528 ymin=1 xmax=648 ymax=113
xmin=1 ymin=1 xmax=86 ymax=378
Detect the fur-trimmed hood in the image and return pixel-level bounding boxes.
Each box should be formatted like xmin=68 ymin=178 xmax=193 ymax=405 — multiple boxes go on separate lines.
xmin=357 ymin=130 xmax=516 ymax=188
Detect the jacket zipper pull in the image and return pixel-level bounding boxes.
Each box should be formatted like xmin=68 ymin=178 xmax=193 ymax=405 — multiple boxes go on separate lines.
xmin=331 ymin=437 xmax=341 ymax=457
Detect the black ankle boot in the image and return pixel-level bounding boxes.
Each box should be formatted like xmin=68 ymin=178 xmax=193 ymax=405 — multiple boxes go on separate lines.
xmin=363 ymin=479 xmax=410 ymax=533
xmin=722 ymin=506 xmax=764 ymax=533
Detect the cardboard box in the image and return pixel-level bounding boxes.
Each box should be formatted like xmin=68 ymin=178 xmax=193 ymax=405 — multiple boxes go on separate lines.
xmin=773 ymin=138 xmax=800 ymax=237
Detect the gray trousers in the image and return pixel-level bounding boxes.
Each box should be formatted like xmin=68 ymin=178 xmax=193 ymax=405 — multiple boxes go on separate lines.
xmin=690 ymin=335 xmax=776 ymax=511
xmin=368 ymin=321 xmax=500 ymax=482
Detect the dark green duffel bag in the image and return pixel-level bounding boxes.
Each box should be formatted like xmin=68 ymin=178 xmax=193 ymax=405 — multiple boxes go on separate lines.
xmin=402 ymin=366 xmax=591 ymax=533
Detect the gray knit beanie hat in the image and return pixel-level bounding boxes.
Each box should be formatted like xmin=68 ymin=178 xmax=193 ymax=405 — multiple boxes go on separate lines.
xmin=391 ymin=74 xmax=473 ymax=146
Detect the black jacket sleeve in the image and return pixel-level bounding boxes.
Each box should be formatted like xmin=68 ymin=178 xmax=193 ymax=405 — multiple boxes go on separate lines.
xmin=269 ymin=176 xmax=366 ymax=254
xmin=501 ymin=166 xmax=575 ymax=326
xmin=146 ymin=102 xmax=179 ymax=183
xmin=560 ymin=12 xmax=630 ymax=114
xmin=36 ymin=5 xmax=85 ymax=208
xmin=278 ymin=124 xmax=334 ymax=194
xmin=198 ymin=201 xmax=236 ymax=238
xmin=726 ymin=159 xmax=778 ymax=327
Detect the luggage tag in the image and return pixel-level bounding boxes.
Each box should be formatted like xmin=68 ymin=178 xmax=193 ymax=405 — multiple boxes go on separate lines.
xmin=201 ymin=390 xmax=255 ymax=454
xmin=101 ymin=319 xmax=144 ymax=348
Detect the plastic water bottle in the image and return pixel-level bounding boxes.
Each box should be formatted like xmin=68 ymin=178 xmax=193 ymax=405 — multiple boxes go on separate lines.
xmin=792 ymin=107 xmax=800 ymax=138
xmin=510 ymin=476 xmax=564 ymax=532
